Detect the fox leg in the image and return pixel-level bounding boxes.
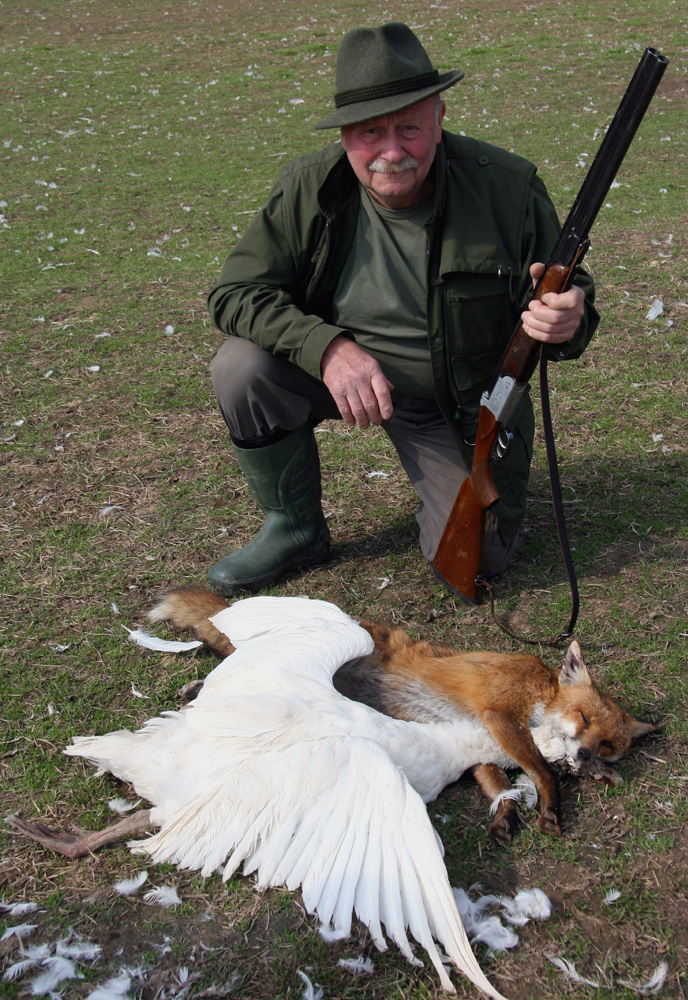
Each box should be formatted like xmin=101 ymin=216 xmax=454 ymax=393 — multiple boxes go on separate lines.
xmin=472 ymin=764 xmax=520 ymax=845
xmin=480 ymin=710 xmax=561 ymax=836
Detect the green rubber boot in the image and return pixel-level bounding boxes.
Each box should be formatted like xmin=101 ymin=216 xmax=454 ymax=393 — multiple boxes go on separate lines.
xmin=208 ymin=426 xmax=331 ymax=596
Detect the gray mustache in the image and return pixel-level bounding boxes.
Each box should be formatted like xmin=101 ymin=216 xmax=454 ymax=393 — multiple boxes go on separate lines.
xmin=368 ymin=156 xmax=420 ymax=174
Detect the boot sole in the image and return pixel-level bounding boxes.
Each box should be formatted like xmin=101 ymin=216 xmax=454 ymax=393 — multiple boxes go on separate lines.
xmin=208 ymin=541 xmax=331 ymax=598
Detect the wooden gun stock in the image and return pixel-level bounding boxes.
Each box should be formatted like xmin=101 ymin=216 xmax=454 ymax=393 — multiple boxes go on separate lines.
xmin=432 ymin=47 xmax=669 ymax=606
xmin=432 ymin=265 xmax=574 ymax=603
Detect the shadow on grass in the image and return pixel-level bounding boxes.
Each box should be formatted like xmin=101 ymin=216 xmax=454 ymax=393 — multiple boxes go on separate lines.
xmin=510 ymin=453 xmax=687 ymax=586
xmin=329 ymin=452 xmax=686 ymax=585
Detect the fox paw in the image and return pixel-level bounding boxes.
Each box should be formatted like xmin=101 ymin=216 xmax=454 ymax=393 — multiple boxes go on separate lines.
xmin=538 ymin=807 xmax=562 ymax=837
xmin=488 ymin=805 xmax=519 ymax=846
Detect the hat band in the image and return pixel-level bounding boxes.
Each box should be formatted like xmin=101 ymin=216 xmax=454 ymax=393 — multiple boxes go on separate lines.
xmin=334 ymin=70 xmax=440 ymax=109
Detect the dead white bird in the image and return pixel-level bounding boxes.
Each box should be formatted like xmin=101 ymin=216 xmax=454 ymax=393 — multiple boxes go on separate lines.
xmin=58 ymin=597 xmax=514 ymax=997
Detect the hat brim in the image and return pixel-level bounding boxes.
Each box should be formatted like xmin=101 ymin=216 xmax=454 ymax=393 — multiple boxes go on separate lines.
xmin=313 ymin=69 xmax=464 ymax=129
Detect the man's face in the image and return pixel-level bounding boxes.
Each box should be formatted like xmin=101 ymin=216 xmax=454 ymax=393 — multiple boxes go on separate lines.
xmin=340 ymin=96 xmax=445 ymax=210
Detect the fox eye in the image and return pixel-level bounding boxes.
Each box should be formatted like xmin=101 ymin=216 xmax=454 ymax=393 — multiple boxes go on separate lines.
xmin=601 ymin=740 xmax=614 ymax=751
xmin=579 ymin=711 xmax=590 ymax=726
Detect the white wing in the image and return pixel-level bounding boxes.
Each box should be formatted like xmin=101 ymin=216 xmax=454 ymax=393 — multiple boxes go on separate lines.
xmin=205 ymin=594 xmax=374 ymax=692
xmin=208 ymin=594 xmax=364 ymax=652
xmin=70 ymin=718 xmax=504 ymax=998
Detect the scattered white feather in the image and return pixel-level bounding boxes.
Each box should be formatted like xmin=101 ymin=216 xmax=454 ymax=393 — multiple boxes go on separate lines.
xmin=317 ymin=923 xmax=350 ymax=943
xmin=55 ymin=936 xmax=101 ymax=961
xmin=297 ymin=970 xmax=324 ymax=1000
xmin=453 ymin=886 xmax=550 ymax=951
xmin=499 ymin=889 xmax=551 ymax=926
xmin=114 ymin=871 xmax=148 ymax=896
xmin=108 ymin=797 xmax=141 ymax=815
xmin=453 ymin=889 xmax=518 ymax=952
xmin=547 ymin=954 xmax=601 ymax=988
xmin=1 ymin=923 xmax=38 ymax=941
xmin=30 ymin=955 xmax=81 ymax=994
xmin=646 ymin=298 xmax=663 ymax=320
xmin=85 ymin=972 xmax=132 ymax=999
xmin=376 ymin=576 xmax=392 ymax=590
xmin=3 ymin=943 xmax=52 ymax=982
xmin=143 ymin=885 xmax=181 ymax=907
xmin=514 ymin=773 xmax=538 ymax=810
xmin=367 ymin=469 xmax=389 ymax=478
xmin=15 ymin=942 xmax=51 ymax=960
xmin=3 ymin=957 xmax=43 ymax=982
xmin=603 ymin=888 xmax=622 ymax=905
xmin=488 ymin=787 xmax=521 ymax=815
xmin=0 ymin=901 xmax=40 ymax=916
xmin=470 ymin=916 xmax=519 ymax=952
xmin=338 ymin=955 xmax=374 ymax=974
xmin=619 ymin=961 xmax=669 ymax=995
xmin=123 ymin=626 xmax=202 ymax=652
xmin=99 ymin=505 xmax=122 ymax=516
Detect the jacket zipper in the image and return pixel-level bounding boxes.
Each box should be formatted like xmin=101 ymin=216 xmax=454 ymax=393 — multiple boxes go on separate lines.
xmin=304 ymin=218 xmax=331 ymax=311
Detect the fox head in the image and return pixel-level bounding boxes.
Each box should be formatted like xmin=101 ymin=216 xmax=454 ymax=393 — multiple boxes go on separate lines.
xmin=539 ymin=641 xmax=660 ymax=772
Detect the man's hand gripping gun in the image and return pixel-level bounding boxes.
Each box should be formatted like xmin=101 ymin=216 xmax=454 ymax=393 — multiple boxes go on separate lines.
xmin=432 ymin=47 xmax=669 ymax=605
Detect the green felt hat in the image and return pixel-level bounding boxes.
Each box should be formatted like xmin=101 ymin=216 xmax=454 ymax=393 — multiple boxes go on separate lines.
xmin=315 ymin=22 xmax=464 ymax=130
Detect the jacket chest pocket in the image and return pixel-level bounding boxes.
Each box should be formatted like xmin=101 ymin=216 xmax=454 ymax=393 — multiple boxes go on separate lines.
xmin=443 ymin=271 xmax=519 ymax=441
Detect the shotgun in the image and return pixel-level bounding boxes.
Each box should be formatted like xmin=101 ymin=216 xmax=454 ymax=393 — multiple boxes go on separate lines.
xmin=432 ymin=46 xmax=669 ymax=604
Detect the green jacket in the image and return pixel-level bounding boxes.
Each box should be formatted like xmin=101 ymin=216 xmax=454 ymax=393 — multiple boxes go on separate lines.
xmin=208 ymin=133 xmax=598 ymax=544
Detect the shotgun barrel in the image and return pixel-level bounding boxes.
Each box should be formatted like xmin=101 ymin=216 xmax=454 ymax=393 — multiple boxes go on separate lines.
xmin=432 ymin=47 xmax=669 ymax=604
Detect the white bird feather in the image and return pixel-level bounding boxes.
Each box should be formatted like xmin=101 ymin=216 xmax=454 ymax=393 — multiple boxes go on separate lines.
xmin=85 ymin=971 xmax=132 ymax=999
xmin=113 ymin=871 xmax=148 ymax=896
xmin=66 ymin=595 xmax=510 ymax=999
xmin=30 ymin=955 xmax=81 ymax=994
xmin=123 ymin=626 xmax=202 ymax=653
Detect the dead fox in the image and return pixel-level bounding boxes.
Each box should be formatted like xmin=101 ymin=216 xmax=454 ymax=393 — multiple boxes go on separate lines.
xmin=150 ymin=587 xmax=659 ymax=844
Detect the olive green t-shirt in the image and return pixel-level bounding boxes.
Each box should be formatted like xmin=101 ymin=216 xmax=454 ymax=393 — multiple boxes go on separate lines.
xmin=332 ymin=185 xmax=435 ymax=398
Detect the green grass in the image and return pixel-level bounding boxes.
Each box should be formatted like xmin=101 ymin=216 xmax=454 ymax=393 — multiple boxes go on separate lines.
xmin=1 ymin=1 xmax=687 ymax=998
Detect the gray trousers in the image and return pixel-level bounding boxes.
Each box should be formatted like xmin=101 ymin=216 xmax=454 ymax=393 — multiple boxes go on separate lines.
xmin=209 ymin=337 xmax=516 ymax=575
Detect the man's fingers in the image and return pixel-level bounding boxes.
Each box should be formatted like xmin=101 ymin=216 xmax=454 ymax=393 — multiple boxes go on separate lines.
xmin=522 ymin=271 xmax=586 ymax=344
xmin=321 ymin=336 xmax=394 ymax=428
xmin=529 ymin=261 xmax=546 ymax=283
xmin=370 ymin=370 xmax=394 ymax=421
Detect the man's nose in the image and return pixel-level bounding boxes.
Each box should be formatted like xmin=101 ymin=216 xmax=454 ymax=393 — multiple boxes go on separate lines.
xmin=379 ymin=131 xmax=406 ymax=160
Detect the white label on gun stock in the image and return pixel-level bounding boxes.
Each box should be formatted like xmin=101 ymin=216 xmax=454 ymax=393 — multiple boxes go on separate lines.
xmin=481 ymin=374 xmax=528 ymax=425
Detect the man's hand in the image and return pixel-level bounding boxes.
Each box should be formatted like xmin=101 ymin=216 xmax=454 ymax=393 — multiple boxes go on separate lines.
xmin=521 ymin=262 xmax=586 ymax=345
xmin=321 ymin=335 xmax=394 ymax=428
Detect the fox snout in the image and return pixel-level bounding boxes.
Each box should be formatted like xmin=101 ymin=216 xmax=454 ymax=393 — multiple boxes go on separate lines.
xmin=576 ymin=746 xmax=592 ymax=762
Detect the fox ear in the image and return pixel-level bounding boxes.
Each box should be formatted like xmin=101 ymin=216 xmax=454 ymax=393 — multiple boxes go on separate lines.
xmin=629 ymin=716 xmax=662 ymax=740
xmin=559 ymin=640 xmax=593 ymax=687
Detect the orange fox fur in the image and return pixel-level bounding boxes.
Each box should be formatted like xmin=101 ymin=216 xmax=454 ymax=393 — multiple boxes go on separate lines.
xmin=150 ymin=587 xmax=659 ymax=843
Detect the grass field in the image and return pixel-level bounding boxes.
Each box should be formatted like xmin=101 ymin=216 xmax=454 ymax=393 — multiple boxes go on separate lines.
xmin=1 ymin=1 xmax=687 ymax=998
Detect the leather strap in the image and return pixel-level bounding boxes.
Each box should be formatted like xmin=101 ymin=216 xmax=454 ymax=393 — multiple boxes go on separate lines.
xmin=480 ymin=347 xmax=579 ymax=647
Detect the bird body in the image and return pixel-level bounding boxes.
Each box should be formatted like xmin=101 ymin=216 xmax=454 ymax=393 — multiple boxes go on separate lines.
xmin=67 ymin=595 xmax=509 ymax=998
